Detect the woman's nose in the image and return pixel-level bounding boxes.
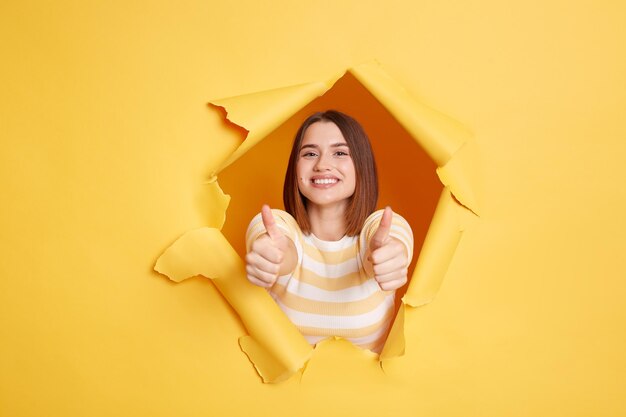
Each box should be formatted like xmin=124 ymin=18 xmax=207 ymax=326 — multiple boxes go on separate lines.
xmin=314 ymin=154 xmax=331 ymax=171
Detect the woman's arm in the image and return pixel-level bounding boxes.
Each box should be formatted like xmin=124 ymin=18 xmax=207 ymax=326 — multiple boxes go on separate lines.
xmin=245 ymin=205 xmax=297 ymax=288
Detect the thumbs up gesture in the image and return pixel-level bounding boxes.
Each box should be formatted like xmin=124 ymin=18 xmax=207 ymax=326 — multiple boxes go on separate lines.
xmin=367 ymin=207 xmax=409 ymax=291
xmin=245 ymin=205 xmax=296 ymax=288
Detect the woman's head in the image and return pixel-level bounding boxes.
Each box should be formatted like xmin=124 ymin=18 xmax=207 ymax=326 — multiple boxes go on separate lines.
xmin=283 ymin=110 xmax=378 ymax=236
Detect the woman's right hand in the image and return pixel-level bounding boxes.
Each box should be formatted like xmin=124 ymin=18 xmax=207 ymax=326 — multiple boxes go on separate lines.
xmin=245 ymin=205 xmax=297 ymax=288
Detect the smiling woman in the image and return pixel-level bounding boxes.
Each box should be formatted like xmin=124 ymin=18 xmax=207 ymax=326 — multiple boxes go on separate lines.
xmin=245 ymin=110 xmax=414 ymax=353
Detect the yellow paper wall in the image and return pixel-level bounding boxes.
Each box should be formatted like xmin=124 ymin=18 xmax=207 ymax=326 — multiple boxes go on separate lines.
xmin=2 ymin=1 xmax=625 ymax=416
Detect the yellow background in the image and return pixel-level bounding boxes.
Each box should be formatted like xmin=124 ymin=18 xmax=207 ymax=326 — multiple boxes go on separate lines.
xmin=2 ymin=1 xmax=625 ymax=416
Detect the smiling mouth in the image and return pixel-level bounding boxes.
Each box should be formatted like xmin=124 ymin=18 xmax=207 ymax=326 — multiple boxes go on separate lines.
xmin=312 ymin=178 xmax=339 ymax=185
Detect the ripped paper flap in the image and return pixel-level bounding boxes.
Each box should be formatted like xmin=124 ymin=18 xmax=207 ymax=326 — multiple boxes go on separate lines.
xmin=155 ymin=227 xmax=313 ymax=383
xmin=403 ymin=188 xmax=464 ymax=307
xmin=214 ymin=79 xmax=340 ymax=172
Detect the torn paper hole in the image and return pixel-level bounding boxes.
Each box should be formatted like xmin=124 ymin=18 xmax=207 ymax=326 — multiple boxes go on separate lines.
xmin=155 ymin=61 xmax=479 ymax=383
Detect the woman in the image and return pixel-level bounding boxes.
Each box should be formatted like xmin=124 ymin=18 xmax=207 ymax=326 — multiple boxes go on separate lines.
xmin=245 ymin=110 xmax=413 ymax=353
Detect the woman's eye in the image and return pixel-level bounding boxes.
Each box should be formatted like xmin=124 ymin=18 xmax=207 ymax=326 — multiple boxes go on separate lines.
xmin=335 ymin=151 xmax=349 ymax=156
xmin=302 ymin=152 xmax=317 ymax=157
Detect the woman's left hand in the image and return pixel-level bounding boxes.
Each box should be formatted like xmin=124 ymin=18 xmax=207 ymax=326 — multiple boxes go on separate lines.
xmin=366 ymin=207 xmax=409 ymax=291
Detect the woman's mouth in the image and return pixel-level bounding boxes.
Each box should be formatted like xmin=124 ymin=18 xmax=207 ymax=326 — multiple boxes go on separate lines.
xmin=312 ymin=178 xmax=338 ymax=185
xmin=310 ymin=177 xmax=340 ymax=188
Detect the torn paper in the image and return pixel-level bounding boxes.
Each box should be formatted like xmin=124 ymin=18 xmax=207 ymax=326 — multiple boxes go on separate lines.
xmin=155 ymin=60 xmax=479 ymax=382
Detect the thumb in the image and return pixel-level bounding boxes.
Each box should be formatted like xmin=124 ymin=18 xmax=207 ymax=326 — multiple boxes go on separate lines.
xmin=370 ymin=207 xmax=393 ymax=250
xmin=261 ymin=204 xmax=283 ymax=241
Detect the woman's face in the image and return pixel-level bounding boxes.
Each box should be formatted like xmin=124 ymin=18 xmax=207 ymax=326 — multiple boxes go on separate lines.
xmin=296 ymin=121 xmax=356 ymax=210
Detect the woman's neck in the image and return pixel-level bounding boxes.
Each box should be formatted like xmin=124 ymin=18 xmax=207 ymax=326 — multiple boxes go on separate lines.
xmin=306 ymin=203 xmax=347 ymax=241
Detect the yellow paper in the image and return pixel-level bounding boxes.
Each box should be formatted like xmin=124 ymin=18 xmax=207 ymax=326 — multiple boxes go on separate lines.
xmin=203 ymin=177 xmax=231 ymax=230
xmin=379 ymin=304 xmax=405 ymax=361
xmin=4 ymin=1 xmax=626 ymax=415
xmin=436 ymin=142 xmax=481 ymax=214
xmin=402 ymin=188 xmax=464 ymax=307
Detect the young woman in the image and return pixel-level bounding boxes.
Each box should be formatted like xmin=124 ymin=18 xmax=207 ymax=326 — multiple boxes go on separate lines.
xmin=245 ymin=110 xmax=413 ymax=353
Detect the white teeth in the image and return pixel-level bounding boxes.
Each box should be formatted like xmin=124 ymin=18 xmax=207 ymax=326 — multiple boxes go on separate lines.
xmin=313 ymin=178 xmax=338 ymax=185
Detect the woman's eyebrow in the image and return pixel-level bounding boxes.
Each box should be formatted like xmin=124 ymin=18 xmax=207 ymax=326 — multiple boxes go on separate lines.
xmin=300 ymin=142 xmax=349 ymax=150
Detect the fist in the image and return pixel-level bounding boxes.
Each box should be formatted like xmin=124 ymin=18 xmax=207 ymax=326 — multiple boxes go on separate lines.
xmin=368 ymin=207 xmax=409 ymax=291
xmin=245 ymin=205 xmax=291 ymax=288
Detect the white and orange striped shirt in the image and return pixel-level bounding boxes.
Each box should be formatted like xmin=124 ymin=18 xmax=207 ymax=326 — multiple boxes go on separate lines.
xmin=246 ymin=209 xmax=413 ymax=353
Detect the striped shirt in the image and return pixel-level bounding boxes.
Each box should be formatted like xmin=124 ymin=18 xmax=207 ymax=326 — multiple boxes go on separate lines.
xmin=246 ymin=209 xmax=413 ymax=353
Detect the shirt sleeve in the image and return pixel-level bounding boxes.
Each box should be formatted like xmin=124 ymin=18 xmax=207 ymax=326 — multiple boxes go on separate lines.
xmin=359 ymin=209 xmax=414 ymax=263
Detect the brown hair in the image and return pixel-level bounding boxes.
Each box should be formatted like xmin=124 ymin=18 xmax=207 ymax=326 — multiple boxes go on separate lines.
xmin=283 ymin=110 xmax=378 ymax=236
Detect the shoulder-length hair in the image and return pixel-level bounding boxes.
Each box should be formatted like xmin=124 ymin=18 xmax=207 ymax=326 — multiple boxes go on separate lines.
xmin=283 ymin=110 xmax=378 ymax=236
